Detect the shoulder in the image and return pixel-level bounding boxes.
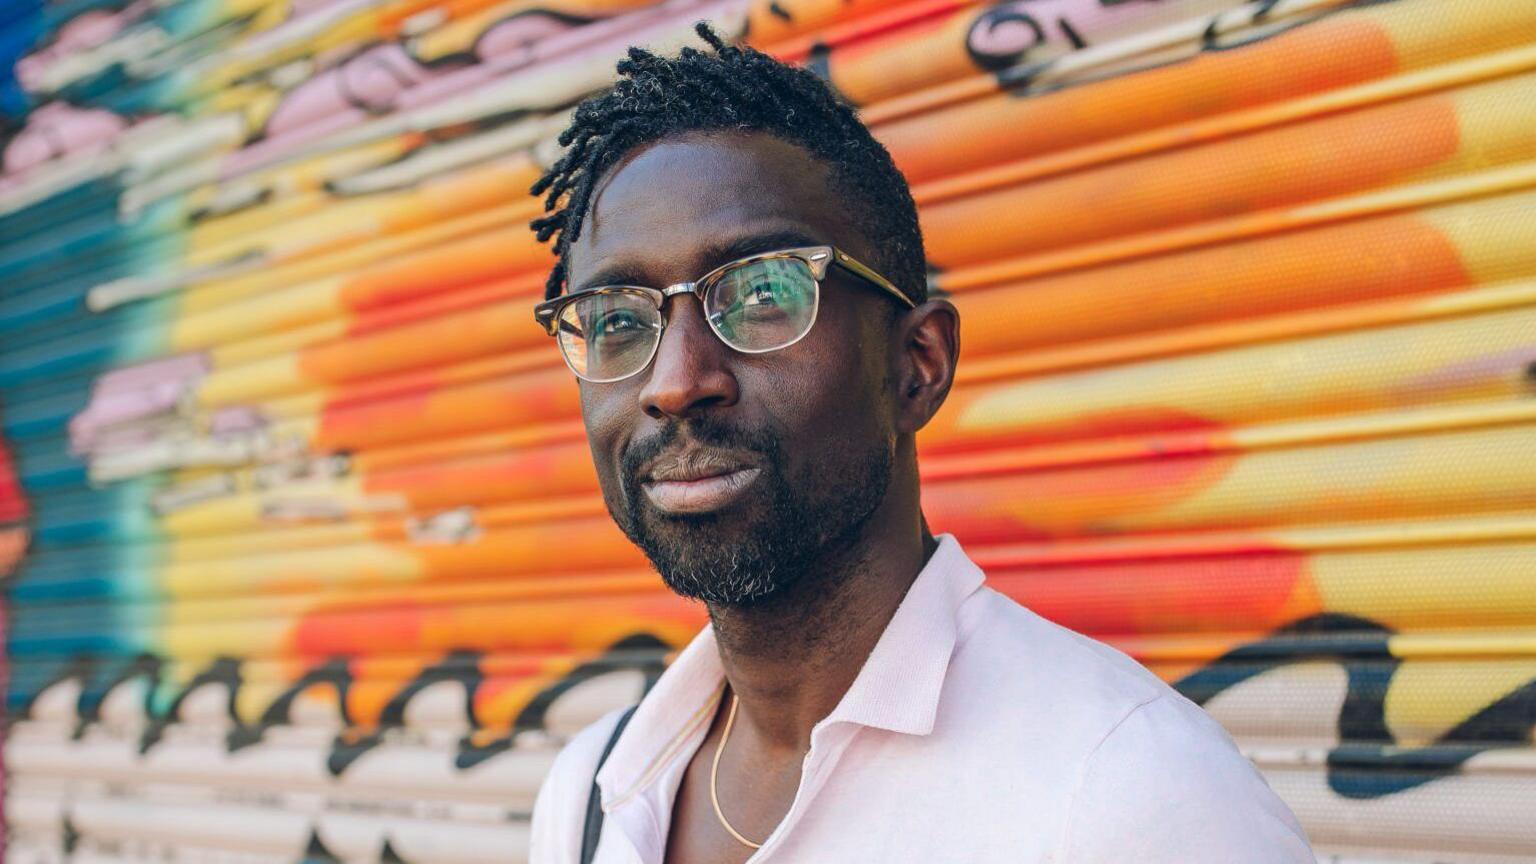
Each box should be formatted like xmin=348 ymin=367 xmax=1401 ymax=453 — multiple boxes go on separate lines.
xmin=528 ymin=706 xmax=632 ymax=864
xmin=1058 ymin=693 xmax=1313 ymax=862
xmin=948 ymin=589 xmax=1311 ymax=859
xmin=945 ymin=586 xmax=1173 ymax=737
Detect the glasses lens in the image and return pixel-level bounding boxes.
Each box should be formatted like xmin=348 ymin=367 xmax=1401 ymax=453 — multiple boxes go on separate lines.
xmin=557 ymin=291 xmax=661 ymax=381
xmin=705 ymin=257 xmax=819 ymax=352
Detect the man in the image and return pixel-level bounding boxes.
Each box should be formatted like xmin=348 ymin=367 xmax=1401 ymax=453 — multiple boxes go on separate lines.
xmin=527 ymin=23 xmax=1312 ymax=864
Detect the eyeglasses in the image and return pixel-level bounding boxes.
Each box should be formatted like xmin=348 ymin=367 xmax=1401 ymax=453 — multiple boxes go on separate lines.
xmin=533 ymin=245 xmax=915 ymax=383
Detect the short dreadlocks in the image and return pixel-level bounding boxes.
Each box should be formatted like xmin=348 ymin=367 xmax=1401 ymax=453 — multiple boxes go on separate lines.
xmin=529 ymin=21 xmax=927 ymax=306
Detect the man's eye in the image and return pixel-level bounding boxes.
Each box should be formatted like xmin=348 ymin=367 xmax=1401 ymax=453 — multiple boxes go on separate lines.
xmin=595 ymin=311 xmax=642 ymax=335
xmin=747 ymin=282 xmax=781 ymax=305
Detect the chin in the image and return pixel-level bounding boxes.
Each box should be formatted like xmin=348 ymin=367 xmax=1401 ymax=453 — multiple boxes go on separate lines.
xmin=630 ymin=510 xmax=796 ymax=606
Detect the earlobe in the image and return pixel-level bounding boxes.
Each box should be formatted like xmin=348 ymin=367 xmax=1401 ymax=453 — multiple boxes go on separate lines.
xmin=896 ymin=299 xmax=961 ymax=433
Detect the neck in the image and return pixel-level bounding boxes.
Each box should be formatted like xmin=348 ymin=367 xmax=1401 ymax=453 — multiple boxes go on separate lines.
xmin=707 ymin=504 xmax=937 ymax=755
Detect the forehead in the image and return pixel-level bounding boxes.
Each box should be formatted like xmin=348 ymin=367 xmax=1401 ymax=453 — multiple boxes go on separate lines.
xmin=566 ymin=132 xmax=858 ymax=287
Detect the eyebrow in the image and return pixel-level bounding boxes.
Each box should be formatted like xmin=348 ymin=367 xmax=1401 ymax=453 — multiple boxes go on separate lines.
xmin=569 ymin=227 xmax=824 ymax=294
xmin=701 ymin=229 xmax=823 ymax=269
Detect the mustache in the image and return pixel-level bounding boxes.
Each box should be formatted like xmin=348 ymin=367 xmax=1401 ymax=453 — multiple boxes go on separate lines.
xmin=621 ymin=415 xmax=780 ymax=492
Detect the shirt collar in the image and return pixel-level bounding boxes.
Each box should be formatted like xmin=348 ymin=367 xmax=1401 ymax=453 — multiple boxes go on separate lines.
xmin=597 ymin=621 xmax=724 ymax=810
xmin=597 ymin=533 xmax=984 ymax=805
xmin=820 ymin=533 xmax=984 ymax=736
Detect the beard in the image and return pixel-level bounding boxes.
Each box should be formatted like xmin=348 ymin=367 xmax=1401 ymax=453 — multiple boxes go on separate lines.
xmin=611 ymin=413 xmax=892 ymax=607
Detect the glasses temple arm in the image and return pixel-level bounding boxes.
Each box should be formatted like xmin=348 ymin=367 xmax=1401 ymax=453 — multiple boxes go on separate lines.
xmin=832 ymin=255 xmax=917 ymax=309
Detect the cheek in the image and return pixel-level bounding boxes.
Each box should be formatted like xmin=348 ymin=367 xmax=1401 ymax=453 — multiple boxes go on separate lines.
xmin=749 ymin=311 xmax=891 ymax=443
xmin=579 ymin=387 xmax=631 ymax=484
xmin=818 ymin=302 xmax=893 ymax=411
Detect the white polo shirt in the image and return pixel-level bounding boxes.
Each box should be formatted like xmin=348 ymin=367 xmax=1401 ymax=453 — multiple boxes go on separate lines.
xmin=530 ymin=534 xmax=1313 ymax=862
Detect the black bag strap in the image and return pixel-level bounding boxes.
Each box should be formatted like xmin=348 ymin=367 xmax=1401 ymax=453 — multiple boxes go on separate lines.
xmin=579 ymin=704 xmax=639 ymax=864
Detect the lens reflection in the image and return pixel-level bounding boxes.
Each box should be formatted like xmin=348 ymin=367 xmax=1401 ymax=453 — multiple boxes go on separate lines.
xmin=558 ymin=291 xmax=661 ymax=381
xmin=556 ymin=257 xmax=821 ymax=381
xmin=706 ymin=258 xmax=818 ymax=353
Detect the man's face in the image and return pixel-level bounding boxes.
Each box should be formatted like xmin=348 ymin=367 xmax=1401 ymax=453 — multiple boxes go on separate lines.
xmin=565 ymin=132 xmax=903 ymax=607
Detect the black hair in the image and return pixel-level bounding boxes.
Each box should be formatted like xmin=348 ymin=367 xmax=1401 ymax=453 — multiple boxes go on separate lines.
xmin=529 ymin=21 xmax=928 ymax=305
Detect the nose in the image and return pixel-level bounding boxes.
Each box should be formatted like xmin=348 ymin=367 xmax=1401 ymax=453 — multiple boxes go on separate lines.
xmin=637 ymin=294 xmax=739 ymax=420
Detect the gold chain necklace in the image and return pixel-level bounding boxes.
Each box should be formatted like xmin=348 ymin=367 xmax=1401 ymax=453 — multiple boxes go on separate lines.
xmin=710 ymin=692 xmax=765 ymax=849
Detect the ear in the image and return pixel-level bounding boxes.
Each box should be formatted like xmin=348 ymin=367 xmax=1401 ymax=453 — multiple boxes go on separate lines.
xmin=893 ymin=298 xmax=960 ymax=435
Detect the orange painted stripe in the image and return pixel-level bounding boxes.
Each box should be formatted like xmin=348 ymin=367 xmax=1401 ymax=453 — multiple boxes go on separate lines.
xmin=919 ymin=413 xmax=1232 ymax=474
xmin=768 ymin=0 xmax=973 ymax=64
xmin=941 ymin=211 xmax=1469 ymax=354
xmin=354 ymin=420 xmax=588 ymax=474
xmin=364 ymin=439 xmax=599 ymax=510
xmin=743 ymin=0 xmax=910 ymax=48
xmin=290 ymin=591 xmax=704 ymax=657
xmin=300 ymin=293 xmax=549 ymax=386
xmin=987 ymin=554 xmax=1315 ymax=636
xmin=338 ymin=225 xmax=551 ymax=311
xmin=809 ymin=3 xmax=982 ymax=106
xmin=322 ymin=348 xmax=558 ymax=412
xmin=919 ymin=93 xmax=1463 ymax=268
xmin=346 ymin=272 xmax=545 ymax=337
xmin=922 ymin=450 xmax=1241 ymax=543
xmin=316 ymin=366 xmax=581 ymax=451
xmin=875 ymin=13 xmax=1400 ymax=182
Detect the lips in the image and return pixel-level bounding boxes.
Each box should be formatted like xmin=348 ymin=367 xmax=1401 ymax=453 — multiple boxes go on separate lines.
xmin=639 ymin=448 xmax=762 ymax=514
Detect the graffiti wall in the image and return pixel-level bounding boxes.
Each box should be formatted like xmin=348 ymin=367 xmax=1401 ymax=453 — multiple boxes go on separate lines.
xmin=0 ymin=428 xmax=24 ymax=856
xmin=2 ymin=0 xmax=1534 ymax=860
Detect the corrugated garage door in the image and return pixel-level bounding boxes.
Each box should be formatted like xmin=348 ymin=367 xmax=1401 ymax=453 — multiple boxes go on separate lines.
xmin=1 ymin=0 xmax=1533 ymax=860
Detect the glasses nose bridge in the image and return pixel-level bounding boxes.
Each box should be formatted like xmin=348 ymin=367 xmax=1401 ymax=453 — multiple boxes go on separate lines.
xmin=654 ymin=279 xmax=711 ymax=333
xmin=652 ymin=279 xmax=716 ymax=349
xmin=660 ymin=280 xmax=702 ymax=302
xmin=640 ymin=278 xmax=737 ymax=414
